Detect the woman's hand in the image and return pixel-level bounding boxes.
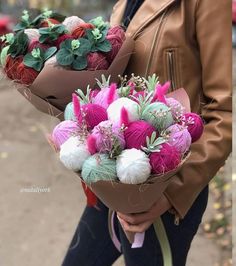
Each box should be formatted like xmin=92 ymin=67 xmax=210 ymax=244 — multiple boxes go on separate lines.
xmin=117 ymin=195 xmax=172 ymax=233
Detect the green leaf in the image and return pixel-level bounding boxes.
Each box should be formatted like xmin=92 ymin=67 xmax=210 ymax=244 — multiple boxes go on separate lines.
xmin=73 ymin=38 xmax=91 ymax=56
xmin=44 ymin=46 xmax=57 ymax=61
xmin=56 ymin=49 xmax=74 ymax=66
xmin=96 ymin=39 xmax=111 ymax=53
xmin=72 ymin=56 xmax=87 ymax=70
xmin=23 ymin=53 xmax=43 ymax=71
xmin=8 ymin=31 xmax=29 ymax=57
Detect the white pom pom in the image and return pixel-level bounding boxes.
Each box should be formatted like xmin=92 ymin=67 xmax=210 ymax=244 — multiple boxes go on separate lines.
xmin=116 ymin=149 xmax=151 ymax=184
xmin=107 ymin=98 xmax=140 ymax=123
xmin=63 ymin=16 xmax=85 ymax=33
xmin=59 ymin=136 xmax=90 ymax=171
xmin=24 ymin=29 xmax=40 ymax=41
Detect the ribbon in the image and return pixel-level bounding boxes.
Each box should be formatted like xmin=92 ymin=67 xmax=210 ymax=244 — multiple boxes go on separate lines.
xmin=108 ymin=210 xmax=173 ymax=265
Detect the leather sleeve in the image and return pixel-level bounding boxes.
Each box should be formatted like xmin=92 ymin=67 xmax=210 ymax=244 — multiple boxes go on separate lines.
xmin=164 ymin=0 xmax=232 ymax=219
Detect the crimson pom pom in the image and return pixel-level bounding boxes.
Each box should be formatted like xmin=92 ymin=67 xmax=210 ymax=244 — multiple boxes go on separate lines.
xmin=149 ymin=143 xmax=181 ymax=174
xmin=17 ymin=62 xmax=39 ymax=85
xmin=54 ymin=34 xmax=74 ymax=49
xmin=28 ymin=39 xmax=50 ymax=52
xmin=72 ymin=23 xmax=95 ymax=38
xmin=40 ymin=18 xmax=60 ymax=27
xmin=124 ymin=121 xmax=156 ymax=149
xmin=107 ymin=26 xmax=126 ymax=41
xmin=4 ymin=55 xmax=23 ymax=81
xmin=87 ymin=52 xmax=109 ymax=70
xmin=181 ymin=113 xmax=204 ymax=143
xmin=81 ymin=103 xmax=108 ymax=130
xmin=106 ymin=34 xmax=123 ymax=63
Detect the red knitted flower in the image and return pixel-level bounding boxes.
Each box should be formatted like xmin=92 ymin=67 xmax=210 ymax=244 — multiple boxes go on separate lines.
xmin=72 ymin=23 xmax=95 ymax=38
xmin=87 ymin=52 xmax=109 ymax=70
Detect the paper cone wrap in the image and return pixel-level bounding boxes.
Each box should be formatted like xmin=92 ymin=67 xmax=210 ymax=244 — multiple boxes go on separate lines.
xmin=17 ymin=37 xmax=134 ymax=119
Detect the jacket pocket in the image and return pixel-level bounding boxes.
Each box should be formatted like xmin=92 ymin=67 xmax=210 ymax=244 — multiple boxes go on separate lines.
xmin=164 ymin=48 xmax=181 ymax=91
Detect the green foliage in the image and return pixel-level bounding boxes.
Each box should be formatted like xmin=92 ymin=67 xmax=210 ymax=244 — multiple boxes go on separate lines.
xmin=23 ymin=47 xmax=57 ymax=71
xmin=39 ymin=24 xmax=67 ymax=43
xmin=7 ymin=31 xmax=29 ymax=58
xmin=14 ymin=9 xmax=66 ymax=32
xmin=56 ymin=39 xmax=91 ymax=70
xmin=86 ymin=27 xmax=111 ymax=53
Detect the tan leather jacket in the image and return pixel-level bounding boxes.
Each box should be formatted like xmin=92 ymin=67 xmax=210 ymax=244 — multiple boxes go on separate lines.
xmin=110 ymin=0 xmax=232 ymax=219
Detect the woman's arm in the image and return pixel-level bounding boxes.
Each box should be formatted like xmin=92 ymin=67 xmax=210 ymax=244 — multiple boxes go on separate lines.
xmin=164 ymin=0 xmax=232 ymax=219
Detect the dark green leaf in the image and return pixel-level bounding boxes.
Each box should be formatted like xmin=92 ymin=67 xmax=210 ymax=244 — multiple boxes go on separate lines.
xmin=72 ymin=56 xmax=87 ymax=70
xmin=44 ymin=47 xmax=57 ymax=61
xmin=51 ymin=12 xmax=66 ymax=22
xmin=56 ymin=49 xmax=74 ymax=66
xmin=23 ymin=53 xmax=43 ymax=71
xmin=73 ymin=38 xmax=91 ymax=56
xmin=96 ymin=39 xmax=112 ymax=53
xmin=8 ymin=31 xmax=29 ymax=57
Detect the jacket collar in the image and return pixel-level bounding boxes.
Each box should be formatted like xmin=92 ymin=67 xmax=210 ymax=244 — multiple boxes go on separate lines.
xmin=111 ymin=0 xmax=177 ymax=38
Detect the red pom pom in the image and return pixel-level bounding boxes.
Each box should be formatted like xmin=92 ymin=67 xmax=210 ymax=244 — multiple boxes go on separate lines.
xmin=106 ymin=35 xmax=123 ymax=63
xmin=87 ymin=52 xmax=109 ymax=70
xmin=4 ymin=55 xmax=23 ymax=81
xmin=55 ymin=34 xmax=74 ymax=49
xmin=40 ymin=18 xmax=60 ymax=28
xmin=107 ymin=26 xmax=126 ymax=41
xmin=17 ymin=62 xmax=39 ymax=85
xmin=72 ymin=23 xmax=95 ymax=38
xmin=149 ymin=143 xmax=181 ymax=174
xmin=124 ymin=121 xmax=156 ymax=149
xmin=28 ymin=39 xmax=50 ymax=52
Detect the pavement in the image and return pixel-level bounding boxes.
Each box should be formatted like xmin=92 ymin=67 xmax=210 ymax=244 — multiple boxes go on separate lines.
xmin=0 ymin=69 xmax=231 ymax=266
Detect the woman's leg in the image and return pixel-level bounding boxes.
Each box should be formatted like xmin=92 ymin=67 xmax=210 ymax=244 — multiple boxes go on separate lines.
xmin=62 ymin=200 xmax=121 ymax=266
xmin=118 ymin=185 xmax=209 ymax=266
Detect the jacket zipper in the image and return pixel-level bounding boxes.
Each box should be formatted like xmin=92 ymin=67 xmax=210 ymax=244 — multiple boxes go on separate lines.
xmin=167 ymin=50 xmax=177 ymax=91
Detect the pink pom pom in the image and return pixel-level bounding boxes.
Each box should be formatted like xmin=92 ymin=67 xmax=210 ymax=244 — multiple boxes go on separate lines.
xmin=87 ymin=135 xmax=97 ymax=155
xmin=91 ymin=120 xmax=125 ymax=153
xmin=149 ymin=143 xmax=181 ymax=174
xmin=165 ymin=97 xmax=185 ymax=119
xmin=152 ymin=82 xmax=171 ymax=104
xmin=107 ymin=83 xmax=117 ymax=105
xmin=180 ymin=113 xmax=204 ymax=142
xmin=89 ymin=89 xmax=100 ymax=101
xmin=120 ymin=107 xmax=129 ymax=127
xmin=81 ymin=103 xmax=108 ymax=130
xmin=166 ymin=124 xmax=192 ymax=154
xmin=124 ymin=121 xmax=156 ymax=149
xmin=52 ymin=120 xmax=79 ymax=150
xmin=93 ymin=86 xmax=119 ymax=108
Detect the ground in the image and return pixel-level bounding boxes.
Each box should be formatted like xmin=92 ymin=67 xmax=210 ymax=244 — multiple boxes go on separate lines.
xmin=0 ymin=60 xmax=232 ymax=265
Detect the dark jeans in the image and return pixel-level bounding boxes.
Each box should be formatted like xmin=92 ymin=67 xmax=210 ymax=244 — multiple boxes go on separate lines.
xmin=62 ymin=185 xmax=209 ymax=266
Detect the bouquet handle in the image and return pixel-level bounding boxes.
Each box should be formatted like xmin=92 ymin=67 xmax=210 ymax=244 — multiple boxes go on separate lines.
xmin=108 ymin=210 xmax=173 ymax=266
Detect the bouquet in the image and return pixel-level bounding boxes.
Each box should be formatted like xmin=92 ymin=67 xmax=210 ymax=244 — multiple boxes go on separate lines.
xmin=48 ymin=74 xmax=204 ymax=255
xmin=0 ymin=10 xmax=134 ymax=119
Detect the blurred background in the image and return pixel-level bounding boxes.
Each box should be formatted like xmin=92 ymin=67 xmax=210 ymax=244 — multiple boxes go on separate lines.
xmin=0 ymin=1 xmax=233 ymax=266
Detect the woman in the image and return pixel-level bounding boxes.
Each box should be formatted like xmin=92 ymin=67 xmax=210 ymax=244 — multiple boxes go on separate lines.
xmin=62 ymin=0 xmax=232 ymax=265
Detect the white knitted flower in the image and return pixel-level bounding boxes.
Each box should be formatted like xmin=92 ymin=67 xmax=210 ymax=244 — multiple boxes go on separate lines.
xmin=107 ymin=97 xmax=140 ymax=123
xmin=63 ymin=16 xmax=84 ymax=33
xmin=24 ymin=29 xmax=40 ymax=41
xmin=116 ymin=149 xmax=151 ymax=184
xmin=60 ymin=136 xmax=90 ymax=171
